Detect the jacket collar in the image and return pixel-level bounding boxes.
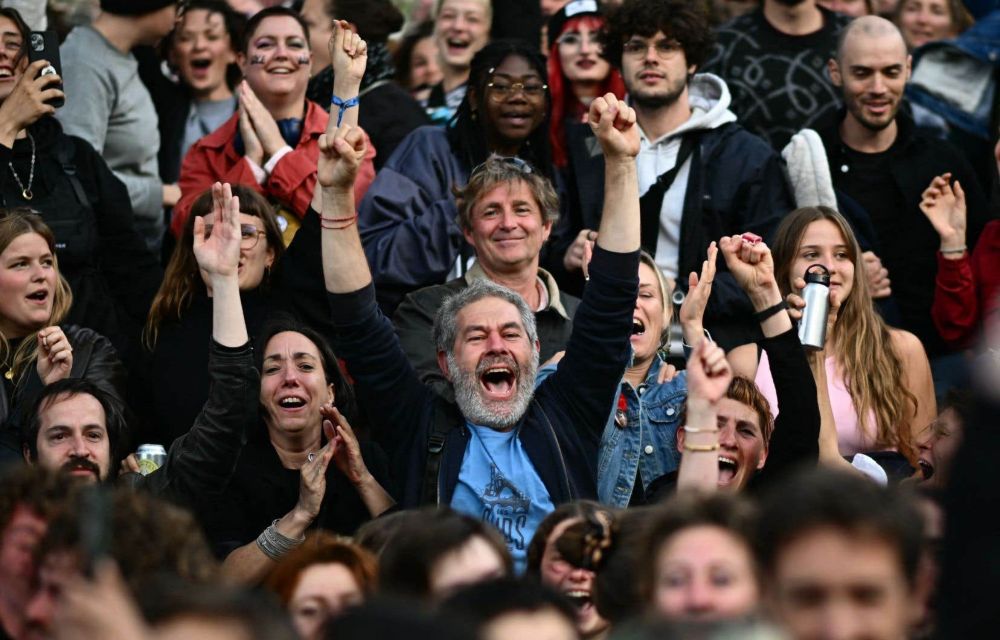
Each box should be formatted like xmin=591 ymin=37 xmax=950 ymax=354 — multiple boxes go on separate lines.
xmin=463 ymin=261 xmax=570 ymax=320
xmin=819 ymin=105 xmax=920 ymax=157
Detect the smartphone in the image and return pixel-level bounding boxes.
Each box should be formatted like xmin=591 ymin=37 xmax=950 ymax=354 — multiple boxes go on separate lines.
xmin=27 ymin=30 xmax=64 ymax=108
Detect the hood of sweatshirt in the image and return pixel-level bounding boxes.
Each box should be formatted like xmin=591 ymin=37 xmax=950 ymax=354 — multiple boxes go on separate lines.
xmin=670 ymin=73 xmax=737 ymax=136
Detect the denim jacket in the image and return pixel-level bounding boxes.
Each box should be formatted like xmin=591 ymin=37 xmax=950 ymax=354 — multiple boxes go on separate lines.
xmin=538 ymin=357 xmax=688 ymax=508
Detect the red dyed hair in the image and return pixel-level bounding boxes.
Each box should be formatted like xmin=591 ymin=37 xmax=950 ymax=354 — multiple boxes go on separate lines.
xmin=548 ymin=15 xmax=626 ymax=168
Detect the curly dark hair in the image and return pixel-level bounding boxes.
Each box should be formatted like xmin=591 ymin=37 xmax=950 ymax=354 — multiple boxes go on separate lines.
xmin=602 ymin=0 xmax=713 ymax=72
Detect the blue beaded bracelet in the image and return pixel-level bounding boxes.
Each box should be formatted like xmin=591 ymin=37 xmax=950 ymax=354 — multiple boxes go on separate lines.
xmin=331 ymin=95 xmax=360 ymax=127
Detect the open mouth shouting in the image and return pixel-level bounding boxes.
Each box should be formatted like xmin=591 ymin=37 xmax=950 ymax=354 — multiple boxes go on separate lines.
xmin=565 ymin=588 xmax=596 ymax=619
xmin=631 ymin=317 xmax=646 ymax=337
xmin=718 ymin=454 xmax=739 ymax=486
xmin=0 ymin=65 xmax=15 ymax=80
xmin=277 ymin=394 xmax=308 ymax=412
xmin=444 ymin=36 xmax=472 ymax=58
xmin=477 ymin=356 xmax=519 ymax=402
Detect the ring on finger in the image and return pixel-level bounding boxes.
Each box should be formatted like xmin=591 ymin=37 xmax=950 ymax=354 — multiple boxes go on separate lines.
xmin=307 ymin=452 xmax=317 ymax=463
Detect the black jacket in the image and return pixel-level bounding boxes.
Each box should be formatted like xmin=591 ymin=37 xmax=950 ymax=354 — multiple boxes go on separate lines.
xmin=548 ymin=121 xmax=795 ymax=350
xmin=136 ymin=341 xmax=258 ymax=506
xmin=0 ymin=325 xmax=125 ymax=468
xmin=0 ymin=117 xmax=163 ymax=362
xmin=328 ymin=246 xmax=639 ymax=508
xmin=129 ymin=289 xmax=273 ymax=447
xmin=818 ymin=111 xmax=993 ymax=357
xmin=392 ymin=264 xmax=580 ymax=402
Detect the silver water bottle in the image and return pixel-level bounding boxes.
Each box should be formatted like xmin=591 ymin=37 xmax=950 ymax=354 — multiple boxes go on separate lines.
xmin=798 ymin=264 xmax=831 ymax=351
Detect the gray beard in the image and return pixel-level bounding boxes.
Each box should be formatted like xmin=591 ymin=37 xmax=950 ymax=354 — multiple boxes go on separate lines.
xmin=447 ymin=351 xmax=538 ymax=431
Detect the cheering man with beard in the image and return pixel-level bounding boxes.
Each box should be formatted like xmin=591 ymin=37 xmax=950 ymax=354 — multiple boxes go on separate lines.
xmin=319 ymin=94 xmax=641 ymax=571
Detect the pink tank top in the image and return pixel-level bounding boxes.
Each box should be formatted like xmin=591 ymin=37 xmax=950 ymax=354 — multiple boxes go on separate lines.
xmin=755 ymin=351 xmax=879 ymax=456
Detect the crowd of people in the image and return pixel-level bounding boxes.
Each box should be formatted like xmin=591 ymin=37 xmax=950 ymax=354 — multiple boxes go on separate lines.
xmin=0 ymin=0 xmax=998 ymax=639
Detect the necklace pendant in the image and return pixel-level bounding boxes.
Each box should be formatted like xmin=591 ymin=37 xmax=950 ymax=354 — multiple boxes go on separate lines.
xmin=4 ymin=370 xmax=12 ymax=380
xmin=21 ymin=188 xmax=32 ymax=200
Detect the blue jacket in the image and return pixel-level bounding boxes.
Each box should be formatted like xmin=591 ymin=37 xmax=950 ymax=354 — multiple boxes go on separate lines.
xmin=327 ymin=247 xmax=639 ymax=507
xmin=538 ymin=357 xmax=688 ymax=507
xmin=357 ymin=126 xmax=468 ymax=314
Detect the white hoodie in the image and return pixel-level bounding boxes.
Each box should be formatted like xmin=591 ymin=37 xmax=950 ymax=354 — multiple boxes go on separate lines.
xmin=635 ymin=73 xmax=736 ymax=279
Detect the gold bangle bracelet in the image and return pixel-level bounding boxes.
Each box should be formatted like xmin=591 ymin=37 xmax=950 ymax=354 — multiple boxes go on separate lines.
xmin=684 ymin=443 xmax=720 ymax=452
xmin=683 ymin=426 xmax=720 ymax=434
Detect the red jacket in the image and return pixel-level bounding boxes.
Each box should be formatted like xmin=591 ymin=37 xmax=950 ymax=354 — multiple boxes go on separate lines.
xmin=172 ymin=100 xmax=375 ymax=237
xmin=932 ymin=219 xmax=1000 ymax=346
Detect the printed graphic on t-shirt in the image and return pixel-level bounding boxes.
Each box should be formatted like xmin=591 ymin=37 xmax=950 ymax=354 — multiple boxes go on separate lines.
xmin=481 ymin=463 xmax=532 ymax=551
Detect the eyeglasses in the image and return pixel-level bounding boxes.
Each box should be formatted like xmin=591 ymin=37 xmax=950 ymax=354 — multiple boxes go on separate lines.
xmin=556 ymin=33 xmax=603 ymax=50
xmin=469 ymin=155 xmax=536 ymax=179
xmin=622 ymin=38 xmax=683 ymax=59
xmin=486 ymin=80 xmax=548 ymax=102
xmin=202 ymin=223 xmax=266 ymax=249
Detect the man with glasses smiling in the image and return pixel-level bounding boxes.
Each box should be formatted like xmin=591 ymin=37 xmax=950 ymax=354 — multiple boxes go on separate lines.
xmin=557 ymin=0 xmax=793 ymax=356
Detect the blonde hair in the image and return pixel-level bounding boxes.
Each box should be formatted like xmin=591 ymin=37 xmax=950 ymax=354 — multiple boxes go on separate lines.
xmin=638 ymin=251 xmax=674 ymax=346
xmin=771 ymin=207 xmax=918 ymax=464
xmin=0 ymin=209 xmax=73 ymax=387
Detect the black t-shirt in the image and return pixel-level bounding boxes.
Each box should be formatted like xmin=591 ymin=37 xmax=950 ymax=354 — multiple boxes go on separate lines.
xmin=837 ymin=145 xmax=909 ymax=251
xmin=196 ymin=428 xmax=394 ymax=559
xmin=832 ymin=140 xmax=949 ymax=355
xmin=705 ymin=7 xmax=851 ymax=150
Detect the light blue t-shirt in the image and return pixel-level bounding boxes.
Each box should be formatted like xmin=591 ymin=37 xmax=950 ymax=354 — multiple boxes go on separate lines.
xmin=450 ymin=422 xmax=555 ymax=574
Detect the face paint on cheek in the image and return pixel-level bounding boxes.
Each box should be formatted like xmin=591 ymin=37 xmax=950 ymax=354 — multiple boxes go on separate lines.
xmin=296 ymin=55 xmax=309 ymax=65
xmin=250 ymin=55 xmax=266 ymax=65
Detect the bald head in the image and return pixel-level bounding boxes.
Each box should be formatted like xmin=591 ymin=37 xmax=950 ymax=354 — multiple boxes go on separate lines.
xmin=836 ymin=16 xmax=907 ymax=63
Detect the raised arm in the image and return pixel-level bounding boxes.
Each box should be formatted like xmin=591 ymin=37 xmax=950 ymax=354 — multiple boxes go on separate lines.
xmin=720 ymin=234 xmax=820 ymax=485
xmin=142 ymin=183 xmax=254 ymax=502
xmin=542 ymin=95 xmax=641 ymax=437
xmin=590 ymin=94 xmax=640 ymax=254
xmin=677 ymin=340 xmax=734 ymax=492
xmin=310 ymin=22 xmax=368 ymax=216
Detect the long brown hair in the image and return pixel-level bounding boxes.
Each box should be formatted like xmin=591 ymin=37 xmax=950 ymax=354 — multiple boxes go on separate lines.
xmin=0 ymin=209 xmax=73 ymax=386
xmin=771 ymin=207 xmax=918 ymax=463
xmin=144 ymin=185 xmax=283 ymax=348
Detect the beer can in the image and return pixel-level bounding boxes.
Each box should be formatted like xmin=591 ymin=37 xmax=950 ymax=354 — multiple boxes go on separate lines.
xmin=136 ymin=444 xmax=168 ymax=476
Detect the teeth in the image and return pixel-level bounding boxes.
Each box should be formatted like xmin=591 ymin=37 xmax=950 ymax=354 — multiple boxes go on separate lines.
xmin=279 ymin=397 xmax=305 ymax=407
xmin=566 ymin=590 xmax=589 ymax=598
xmin=0 ymin=70 xmax=11 ymax=77
xmin=718 ymin=456 xmax=736 ymax=466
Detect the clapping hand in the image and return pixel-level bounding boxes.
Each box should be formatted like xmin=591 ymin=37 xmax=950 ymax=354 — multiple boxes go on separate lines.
xmin=239 ymin=81 xmax=285 ymax=160
xmin=321 ymin=406 xmax=370 ymax=486
xmin=589 ymin=93 xmax=639 ymax=161
xmin=317 ymin=125 xmax=367 ymax=192
xmin=193 ymin=182 xmax=241 ymax=279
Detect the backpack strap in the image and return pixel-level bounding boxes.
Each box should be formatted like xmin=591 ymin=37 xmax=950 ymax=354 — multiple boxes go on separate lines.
xmin=422 ymin=401 xmax=460 ymax=505
xmin=52 ymin=139 xmax=89 ymax=206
